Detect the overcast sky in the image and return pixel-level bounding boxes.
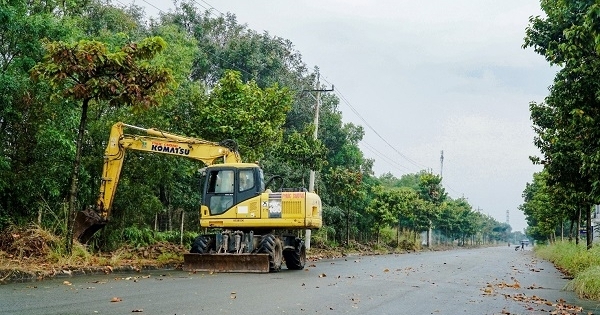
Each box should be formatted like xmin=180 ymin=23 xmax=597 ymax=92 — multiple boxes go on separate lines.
xmin=131 ymin=0 xmax=556 ymax=232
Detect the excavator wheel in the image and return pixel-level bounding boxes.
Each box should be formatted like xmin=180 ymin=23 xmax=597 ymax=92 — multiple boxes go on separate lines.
xmin=283 ymin=239 xmax=306 ymax=270
xmin=257 ymin=234 xmax=283 ymax=272
xmin=190 ymin=235 xmax=213 ymax=254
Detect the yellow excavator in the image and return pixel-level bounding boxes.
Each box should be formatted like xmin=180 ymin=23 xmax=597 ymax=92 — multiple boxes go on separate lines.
xmin=74 ymin=122 xmax=322 ymax=273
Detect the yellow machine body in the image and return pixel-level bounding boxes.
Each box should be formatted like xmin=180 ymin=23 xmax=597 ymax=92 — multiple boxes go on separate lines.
xmin=74 ymin=122 xmax=322 ymax=273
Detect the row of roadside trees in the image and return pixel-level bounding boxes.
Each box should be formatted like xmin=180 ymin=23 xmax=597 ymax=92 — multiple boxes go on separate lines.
xmin=521 ymin=1 xmax=600 ymax=249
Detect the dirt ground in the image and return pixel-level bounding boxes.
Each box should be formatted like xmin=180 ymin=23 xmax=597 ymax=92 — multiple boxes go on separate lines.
xmin=0 ymin=226 xmax=356 ymax=283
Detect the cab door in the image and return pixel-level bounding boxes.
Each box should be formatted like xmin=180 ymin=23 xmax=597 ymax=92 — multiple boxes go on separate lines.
xmin=202 ymin=166 xmax=262 ymax=217
xmin=204 ymin=168 xmax=235 ymax=215
xmin=235 ymin=168 xmax=261 ymax=218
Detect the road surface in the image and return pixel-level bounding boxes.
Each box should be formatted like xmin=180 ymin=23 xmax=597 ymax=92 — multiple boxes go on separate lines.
xmin=1 ymin=246 xmax=599 ymax=314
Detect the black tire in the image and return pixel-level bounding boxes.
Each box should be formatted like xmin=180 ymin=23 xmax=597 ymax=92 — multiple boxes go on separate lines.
xmin=283 ymin=239 xmax=306 ymax=270
xmin=257 ymin=234 xmax=283 ymax=272
xmin=190 ymin=235 xmax=212 ymax=254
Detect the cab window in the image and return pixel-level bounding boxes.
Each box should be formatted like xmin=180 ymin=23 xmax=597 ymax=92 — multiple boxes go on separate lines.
xmin=239 ymin=169 xmax=255 ymax=192
xmin=206 ymin=169 xmax=234 ymax=215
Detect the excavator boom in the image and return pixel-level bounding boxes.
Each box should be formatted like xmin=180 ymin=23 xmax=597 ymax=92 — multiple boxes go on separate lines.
xmin=74 ymin=122 xmax=241 ymax=243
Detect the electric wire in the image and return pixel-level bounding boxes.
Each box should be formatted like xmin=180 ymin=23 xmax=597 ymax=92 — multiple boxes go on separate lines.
xmin=197 ymin=0 xmax=225 ymax=16
xmin=361 ymin=141 xmax=412 ymax=173
xmin=322 ymin=76 xmax=430 ymax=171
xmin=122 ymin=0 xmax=433 ymax=175
xmin=120 ymin=0 xmax=468 ymax=198
xmin=140 ymin=0 xmax=162 ymax=13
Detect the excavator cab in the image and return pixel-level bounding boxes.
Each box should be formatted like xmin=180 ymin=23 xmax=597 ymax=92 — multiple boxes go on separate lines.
xmin=201 ymin=163 xmax=264 ymax=216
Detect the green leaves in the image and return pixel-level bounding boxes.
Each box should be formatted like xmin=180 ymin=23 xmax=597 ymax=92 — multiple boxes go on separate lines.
xmin=31 ymin=37 xmax=174 ymax=108
xmin=523 ymin=1 xmax=600 ymax=245
xmin=196 ymin=70 xmax=292 ymax=162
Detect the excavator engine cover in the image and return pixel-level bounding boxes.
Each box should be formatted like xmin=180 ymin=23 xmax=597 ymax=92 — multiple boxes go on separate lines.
xmin=183 ymin=253 xmax=270 ymax=273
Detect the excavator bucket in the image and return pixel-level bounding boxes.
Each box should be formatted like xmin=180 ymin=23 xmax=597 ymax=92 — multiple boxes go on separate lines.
xmin=183 ymin=253 xmax=270 ymax=273
xmin=73 ymin=209 xmax=107 ymax=244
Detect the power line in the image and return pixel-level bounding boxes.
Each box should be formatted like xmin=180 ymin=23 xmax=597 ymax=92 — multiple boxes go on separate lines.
xmin=319 ymin=76 xmax=468 ymax=198
xmin=321 ymin=76 xmax=430 ymax=171
xmin=119 ymin=0 xmax=470 ymax=200
xmin=361 ymin=141 xmax=412 ymax=173
xmin=189 ymin=0 xmax=209 ymax=12
xmin=140 ymin=0 xmax=163 ymax=14
xmin=198 ymin=0 xmax=224 ymax=16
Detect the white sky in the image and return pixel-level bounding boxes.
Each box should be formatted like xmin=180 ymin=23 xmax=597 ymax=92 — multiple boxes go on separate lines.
xmin=131 ymin=0 xmax=556 ymax=233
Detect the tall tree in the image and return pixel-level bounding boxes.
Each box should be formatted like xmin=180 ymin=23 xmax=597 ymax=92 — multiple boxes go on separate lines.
xmin=326 ymin=167 xmax=364 ymax=245
xmin=31 ymin=37 xmax=174 ymax=250
xmin=0 ymin=0 xmax=73 ymax=228
xmin=524 ymin=0 xmax=600 ymax=248
xmin=193 ymin=70 xmax=293 ymax=163
xmin=417 ymin=172 xmax=446 ymax=246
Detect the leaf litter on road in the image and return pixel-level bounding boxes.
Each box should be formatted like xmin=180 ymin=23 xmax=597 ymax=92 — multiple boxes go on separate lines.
xmin=483 ymin=279 xmax=589 ymax=314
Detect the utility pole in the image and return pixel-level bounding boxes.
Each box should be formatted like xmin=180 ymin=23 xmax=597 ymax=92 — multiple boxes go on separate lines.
xmin=440 ymin=150 xmax=444 ymax=178
xmin=304 ymin=72 xmax=333 ymax=249
xmin=506 ymin=210 xmax=510 ymax=244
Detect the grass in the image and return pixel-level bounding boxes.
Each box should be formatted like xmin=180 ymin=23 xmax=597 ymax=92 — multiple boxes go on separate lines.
xmin=535 ymin=241 xmax=600 ymax=300
xmin=567 ymin=266 xmax=600 ymax=300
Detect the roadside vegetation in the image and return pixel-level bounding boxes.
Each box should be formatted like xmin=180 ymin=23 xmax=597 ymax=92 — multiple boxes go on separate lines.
xmin=518 ymin=1 xmax=600 ymax=301
xmin=535 ymin=242 xmax=600 ymax=300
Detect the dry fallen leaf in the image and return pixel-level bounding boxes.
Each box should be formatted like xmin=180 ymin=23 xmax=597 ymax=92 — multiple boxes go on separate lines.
xmin=110 ymin=297 xmax=122 ymax=303
xmin=131 ymin=309 xmax=143 ymax=313
xmin=62 ymin=281 xmax=72 ymax=286
xmin=319 ymin=273 xmax=327 ymax=278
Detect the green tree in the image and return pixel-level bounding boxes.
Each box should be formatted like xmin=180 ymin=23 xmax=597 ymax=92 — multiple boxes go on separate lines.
xmin=524 ymin=0 xmax=600 ymax=248
xmin=416 ymin=172 xmax=446 ymax=246
xmin=193 ymin=70 xmax=292 ymax=163
xmin=520 ymin=171 xmax=571 ymax=242
xmin=326 ymin=167 xmax=364 ymax=245
xmin=0 ymin=0 xmax=75 ymax=228
xmin=31 ymin=37 xmax=174 ymax=250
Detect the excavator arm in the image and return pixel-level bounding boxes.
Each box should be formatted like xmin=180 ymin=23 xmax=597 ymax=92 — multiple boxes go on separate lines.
xmin=74 ymin=122 xmax=242 ymax=243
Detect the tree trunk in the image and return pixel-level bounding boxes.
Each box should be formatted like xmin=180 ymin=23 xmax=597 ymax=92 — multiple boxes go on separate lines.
xmin=576 ymin=207 xmax=581 ymax=245
xmin=345 ymin=207 xmax=350 ymax=246
xmin=426 ymin=219 xmax=432 ymax=247
xmin=396 ymin=222 xmax=400 ymax=246
xmin=180 ymin=211 xmax=184 ymax=246
xmin=587 ymin=205 xmax=592 ymax=250
xmin=66 ymin=98 xmax=90 ymax=253
xmin=568 ymin=219 xmax=574 ymax=242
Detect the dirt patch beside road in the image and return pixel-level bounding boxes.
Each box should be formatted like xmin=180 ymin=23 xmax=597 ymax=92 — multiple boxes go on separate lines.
xmin=0 ymin=226 xmax=359 ymax=283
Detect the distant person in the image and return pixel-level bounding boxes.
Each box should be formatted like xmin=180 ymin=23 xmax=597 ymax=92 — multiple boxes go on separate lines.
xmin=520 ymin=240 xmax=525 ymax=251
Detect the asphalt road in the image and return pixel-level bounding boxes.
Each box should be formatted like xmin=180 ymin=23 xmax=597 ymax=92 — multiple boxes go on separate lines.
xmin=1 ymin=246 xmax=599 ymax=315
